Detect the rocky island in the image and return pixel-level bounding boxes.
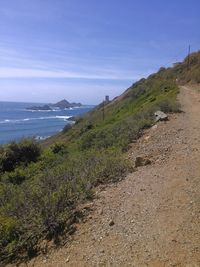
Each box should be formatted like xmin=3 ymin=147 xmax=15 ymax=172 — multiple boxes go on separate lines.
xmin=52 ymin=99 xmax=82 ymax=109
xmin=27 ymin=99 xmax=82 ymax=111
xmin=26 ymin=104 xmax=52 ymax=111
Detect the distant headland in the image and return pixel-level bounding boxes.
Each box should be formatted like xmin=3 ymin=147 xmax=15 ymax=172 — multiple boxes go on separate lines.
xmin=26 ymin=99 xmax=82 ymax=111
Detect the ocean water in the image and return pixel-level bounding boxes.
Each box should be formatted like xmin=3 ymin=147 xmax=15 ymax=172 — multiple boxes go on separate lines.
xmin=0 ymin=101 xmax=93 ymax=144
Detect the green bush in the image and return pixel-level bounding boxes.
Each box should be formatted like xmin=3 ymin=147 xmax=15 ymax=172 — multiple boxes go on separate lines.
xmin=0 ymin=216 xmax=19 ymax=259
xmin=51 ymin=143 xmax=66 ymax=154
xmin=0 ymin=139 xmax=41 ymax=173
xmin=158 ymin=99 xmax=181 ymax=113
xmin=3 ymin=168 xmax=26 ymax=185
xmin=0 ymin=149 xmax=131 ymax=262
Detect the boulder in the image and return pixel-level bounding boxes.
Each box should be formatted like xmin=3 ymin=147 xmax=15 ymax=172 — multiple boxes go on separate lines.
xmin=154 ymin=111 xmax=168 ymax=122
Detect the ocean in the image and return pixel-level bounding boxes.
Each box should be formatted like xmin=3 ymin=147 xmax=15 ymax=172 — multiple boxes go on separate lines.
xmin=0 ymin=101 xmax=93 ymax=144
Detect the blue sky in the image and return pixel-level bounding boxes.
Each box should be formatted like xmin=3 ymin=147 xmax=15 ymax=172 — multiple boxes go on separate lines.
xmin=0 ymin=0 xmax=199 ymax=104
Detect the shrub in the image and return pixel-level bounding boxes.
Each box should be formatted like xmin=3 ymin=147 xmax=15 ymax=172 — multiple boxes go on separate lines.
xmin=0 ymin=139 xmax=41 ymax=173
xmin=0 ymin=216 xmax=19 ymax=259
xmin=0 ymin=149 xmax=131 ymax=262
xmin=3 ymin=168 xmax=26 ymax=185
xmin=158 ymin=99 xmax=181 ymax=113
xmin=51 ymin=143 xmax=66 ymax=154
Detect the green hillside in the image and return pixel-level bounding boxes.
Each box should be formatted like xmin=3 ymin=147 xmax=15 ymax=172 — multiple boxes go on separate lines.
xmin=46 ymin=50 xmax=200 ymax=150
xmin=0 ymin=51 xmax=199 ymax=264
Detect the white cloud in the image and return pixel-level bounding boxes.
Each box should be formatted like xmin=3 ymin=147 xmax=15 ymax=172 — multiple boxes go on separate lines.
xmin=0 ymin=42 xmax=153 ymax=81
xmin=0 ymin=67 xmax=147 ymax=81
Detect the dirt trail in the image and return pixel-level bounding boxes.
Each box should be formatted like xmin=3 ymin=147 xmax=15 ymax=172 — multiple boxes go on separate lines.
xmin=18 ymin=86 xmax=200 ymax=267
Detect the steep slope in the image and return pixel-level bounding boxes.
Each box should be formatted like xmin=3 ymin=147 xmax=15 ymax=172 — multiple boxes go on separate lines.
xmin=45 ymin=69 xmax=179 ymax=149
xmin=45 ymin=51 xmax=200 ymax=151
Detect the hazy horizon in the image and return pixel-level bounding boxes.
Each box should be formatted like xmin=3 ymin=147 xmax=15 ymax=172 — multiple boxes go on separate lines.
xmin=0 ymin=99 xmax=95 ymax=105
xmin=0 ymin=0 xmax=200 ymax=104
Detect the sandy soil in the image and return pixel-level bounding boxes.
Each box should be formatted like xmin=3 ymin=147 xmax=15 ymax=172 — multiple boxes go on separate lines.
xmin=12 ymin=86 xmax=200 ymax=267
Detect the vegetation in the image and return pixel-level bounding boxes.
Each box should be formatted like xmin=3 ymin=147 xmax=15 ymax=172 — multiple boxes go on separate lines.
xmin=0 ymin=147 xmax=130 ymax=262
xmin=173 ymin=51 xmax=200 ymax=84
xmin=0 ymin=139 xmax=41 ymax=173
xmin=0 ymin=51 xmax=199 ymax=264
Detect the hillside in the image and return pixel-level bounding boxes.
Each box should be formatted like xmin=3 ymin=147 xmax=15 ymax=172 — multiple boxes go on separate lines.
xmin=45 ymin=51 xmax=200 ymax=149
xmin=0 ymin=51 xmax=200 ymax=265
xmin=21 ymin=84 xmax=200 ymax=267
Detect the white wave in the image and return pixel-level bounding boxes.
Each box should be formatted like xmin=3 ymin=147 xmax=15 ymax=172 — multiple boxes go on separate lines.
xmin=37 ymin=116 xmax=71 ymax=120
xmin=35 ymin=135 xmax=50 ymax=141
xmin=26 ymin=109 xmax=60 ymax=112
xmin=0 ymin=116 xmax=72 ymax=124
xmin=64 ymin=107 xmax=74 ymax=110
xmin=55 ymin=116 xmax=71 ymax=119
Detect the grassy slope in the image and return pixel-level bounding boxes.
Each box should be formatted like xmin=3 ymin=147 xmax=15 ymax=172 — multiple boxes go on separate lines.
xmin=71 ymin=50 xmax=200 ymax=150
xmin=46 ymin=70 xmax=179 ymax=150
xmin=0 ymin=51 xmax=199 ymax=264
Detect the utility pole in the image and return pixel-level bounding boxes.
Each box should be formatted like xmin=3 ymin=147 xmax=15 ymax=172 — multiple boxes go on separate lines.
xmin=102 ymin=99 xmax=105 ymax=121
xmin=187 ymin=45 xmax=191 ymax=70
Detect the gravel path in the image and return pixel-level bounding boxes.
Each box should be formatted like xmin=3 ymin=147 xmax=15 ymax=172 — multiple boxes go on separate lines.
xmin=16 ymin=86 xmax=200 ymax=267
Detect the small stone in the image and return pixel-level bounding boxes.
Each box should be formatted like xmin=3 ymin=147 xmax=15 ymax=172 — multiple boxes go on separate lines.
xmin=109 ymin=220 xmax=115 ymax=226
xmin=135 ymin=157 xmax=151 ymax=168
xmin=152 ymin=124 xmax=158 ymax=129
xmin=144 ymin=135 xmax=150 ymax=141
xmin=65 ymin=257 xmax=70 ymax=263
xmin=82 ymin=202 xmax=93 ymax=211
xmin=98 ymin=208 xmax=103 ymax=215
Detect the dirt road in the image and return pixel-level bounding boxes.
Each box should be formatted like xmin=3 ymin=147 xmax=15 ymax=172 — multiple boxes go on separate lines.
xmin=19 ymin=86 xmax=200 ymax=267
